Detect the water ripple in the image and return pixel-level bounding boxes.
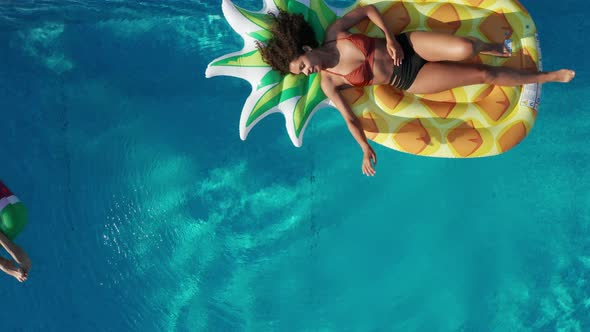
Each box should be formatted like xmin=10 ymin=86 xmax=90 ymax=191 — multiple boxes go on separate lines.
xmin=0 ymin=0 xmax=233 ymax=31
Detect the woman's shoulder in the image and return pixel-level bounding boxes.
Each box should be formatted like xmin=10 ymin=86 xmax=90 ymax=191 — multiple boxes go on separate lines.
xmin=323 ymin=31 xmax=352 ymax=45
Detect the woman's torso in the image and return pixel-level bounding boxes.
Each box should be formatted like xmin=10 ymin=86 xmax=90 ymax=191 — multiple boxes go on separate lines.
xmin=321 ymin=34 xmax=395 ymax=88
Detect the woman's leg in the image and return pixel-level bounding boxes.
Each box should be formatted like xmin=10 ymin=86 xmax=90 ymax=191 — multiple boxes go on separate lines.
xmin=0 ymin=231 xmax=31 ymax=272
xmin=406 ymin=31 xmax=509 ymax=62
xmin=0 ymin=256 xmax=27 ymax=282
xmin=407 ymin=62 xmax=575 ymax=95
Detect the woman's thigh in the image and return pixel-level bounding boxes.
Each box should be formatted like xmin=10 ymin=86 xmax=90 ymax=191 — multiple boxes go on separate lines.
xmin=407 ymin=31 xmax=474 ymax=62
xmin=406 ymin=61 xmax=487 ymax=94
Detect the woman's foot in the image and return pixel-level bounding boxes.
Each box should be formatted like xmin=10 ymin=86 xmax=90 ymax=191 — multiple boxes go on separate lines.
xmin=5 ymin=263 xmax=27 ymax=282
xmin=552 ymin=69 xmax=576 ymax=83
xmin=15 ymin=254 xmax=31 ymax=273
xmin=480 ymin=41 xmax=511 ymax=58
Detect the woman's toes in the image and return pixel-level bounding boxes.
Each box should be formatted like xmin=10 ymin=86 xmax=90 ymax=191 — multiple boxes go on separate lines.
xmin=557 ymin=69 xmax=576 ymax=82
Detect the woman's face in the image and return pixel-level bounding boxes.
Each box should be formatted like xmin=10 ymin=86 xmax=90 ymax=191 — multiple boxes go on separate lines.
xmin=289 ymin=50 xmax=321 ymax=76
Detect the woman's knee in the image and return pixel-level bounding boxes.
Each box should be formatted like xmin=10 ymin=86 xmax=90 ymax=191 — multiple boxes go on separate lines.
xmin=443 ymin=37 xmax=476 ymax=61
xmin=480 ymin=65 xmax=497 ymax=84
xmin=451 ymin=38 xmax=475 ymax=60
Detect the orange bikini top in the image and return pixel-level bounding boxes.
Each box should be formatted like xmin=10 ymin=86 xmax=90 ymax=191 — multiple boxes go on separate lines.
xmin=322 ymin=34 xmax=376 ymax=87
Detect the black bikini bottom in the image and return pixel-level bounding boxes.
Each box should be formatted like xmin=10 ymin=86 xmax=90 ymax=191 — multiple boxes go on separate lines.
xmin=389 ymin=33 xmax=427 ymax=90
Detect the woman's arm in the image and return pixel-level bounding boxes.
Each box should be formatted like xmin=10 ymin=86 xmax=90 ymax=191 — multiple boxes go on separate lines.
xmin=322 ymin=81 xmax=377 ymax=176
xmin=326 ymin=5 xmax=403 ymax=65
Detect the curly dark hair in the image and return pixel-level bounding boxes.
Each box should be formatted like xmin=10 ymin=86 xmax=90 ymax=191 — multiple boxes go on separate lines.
xmin=256 ymin=10 xmax=319 ymax=75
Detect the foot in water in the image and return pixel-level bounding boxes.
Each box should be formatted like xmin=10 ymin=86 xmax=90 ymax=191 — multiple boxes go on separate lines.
xmin=4 ymin=261 xmax=27 ymax=282
xmin=553 ymin=69 xmax=576 ymax=83
xmin=481 ymin=40 xmax=512 ymax=57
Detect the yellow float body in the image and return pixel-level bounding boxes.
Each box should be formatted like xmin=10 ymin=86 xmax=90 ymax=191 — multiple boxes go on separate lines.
xmin=344 ymin=0 xmax=541 ymax=157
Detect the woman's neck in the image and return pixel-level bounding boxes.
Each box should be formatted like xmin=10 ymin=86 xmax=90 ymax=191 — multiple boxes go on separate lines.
xmin=315 ymin=45 xmax=340 ymax=69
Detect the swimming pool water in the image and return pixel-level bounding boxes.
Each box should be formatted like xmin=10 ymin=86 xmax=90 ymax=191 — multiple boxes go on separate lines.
xmin=0 ymin=0 xmax=588 ymax=331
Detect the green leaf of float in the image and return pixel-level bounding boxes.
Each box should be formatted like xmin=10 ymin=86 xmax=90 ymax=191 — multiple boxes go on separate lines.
xmin=309 ymin=0 xmax=337 ymax=31
xmin=248 ymin=30 xmax=273 ymax=42
xmin=287 ymin=0 xmax=327 ymax=43
xmin=279 ymin=74 xmax=307 ymax=101
xmin=235 ymin=6 xmax=275 ymax=31
xmin=212 ymin=0 xmax=336 ymax=143
xmin=273 ymin=0 xmax=289 ymax=12
xmin=248 ymin=75 xmax=306 ymax=126
xmin=293 ymin=74 xmax=326 ymax=136
xmin=258 ymin=70 xmax=282 ymax=89
xmin=210 ymin=50 xmax=266 ymax=67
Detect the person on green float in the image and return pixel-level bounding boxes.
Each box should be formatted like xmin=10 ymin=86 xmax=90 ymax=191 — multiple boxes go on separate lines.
xmin=0 ymin=180 xmax=31 ymax=282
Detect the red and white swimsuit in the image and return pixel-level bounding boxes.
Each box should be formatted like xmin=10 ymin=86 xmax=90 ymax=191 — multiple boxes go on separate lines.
xmin=0 ymin=180 xmax=20 ymax=212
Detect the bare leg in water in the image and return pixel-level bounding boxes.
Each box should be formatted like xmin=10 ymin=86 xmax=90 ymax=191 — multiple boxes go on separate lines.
xmin=0 ymin=256 xmax=27 ymax=282
xmin=0 ymin=232 xmax=30 ymax=282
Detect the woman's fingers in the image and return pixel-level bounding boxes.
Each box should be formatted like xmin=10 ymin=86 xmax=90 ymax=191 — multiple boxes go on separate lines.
xmin=362 ymin=148 xmax=377 ymax=176
xmin=388 ymin=45 xmax=401 ymax=66
xmin=391 ymin=50 xmax=400 ymax=66
xmin=393 ymin=44 xmax=405 ymax=66
xmin=362 ymin=162 xmax=376 ymax=176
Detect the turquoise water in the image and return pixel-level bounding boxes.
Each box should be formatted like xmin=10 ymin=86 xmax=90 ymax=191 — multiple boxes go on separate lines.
xmin=0 ymin=0 xmax=588 ymax=331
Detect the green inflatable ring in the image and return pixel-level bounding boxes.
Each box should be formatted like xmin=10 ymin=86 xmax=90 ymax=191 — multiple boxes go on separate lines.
xmin=0 ymin=181 xmax=28 ymax=240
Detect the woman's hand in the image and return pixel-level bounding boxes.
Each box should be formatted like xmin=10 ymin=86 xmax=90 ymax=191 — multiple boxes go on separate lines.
xmin=362 ymin=145 xmax=377 ymax=176
xmin=386 ymin=36 xmax=404 ymax=66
